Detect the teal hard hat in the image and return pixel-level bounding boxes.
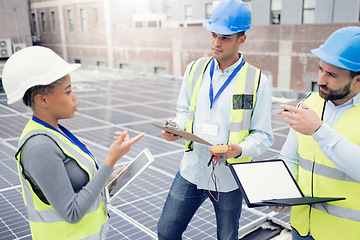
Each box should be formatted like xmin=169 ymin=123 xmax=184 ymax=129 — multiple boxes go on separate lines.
xmin=204 ymin=0 xmax=252 ymax=35
xmin=311 ymin=26 xmax=360 ymax=72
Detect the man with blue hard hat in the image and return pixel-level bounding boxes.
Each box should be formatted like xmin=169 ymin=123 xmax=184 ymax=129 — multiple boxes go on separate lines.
xmin=157 ymin=0 xmax=273 ymax=239
xmin=274 ymin=26 xmax=360 ymax=240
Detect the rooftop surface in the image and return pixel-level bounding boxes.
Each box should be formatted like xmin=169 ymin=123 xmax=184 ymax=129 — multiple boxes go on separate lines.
xmin=0 ymin=68 xmax=300 ymax=239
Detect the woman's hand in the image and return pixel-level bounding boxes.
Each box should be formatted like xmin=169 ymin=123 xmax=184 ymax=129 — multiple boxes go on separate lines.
xmin=104 ymin=131 xmax=145 ymax=167
xmin=105 ymin=165 xmax=127 ymax=189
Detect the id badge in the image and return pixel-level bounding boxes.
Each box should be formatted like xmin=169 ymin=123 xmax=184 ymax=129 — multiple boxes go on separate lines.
xmin=201 ymin=122 xmax=218 ymax=136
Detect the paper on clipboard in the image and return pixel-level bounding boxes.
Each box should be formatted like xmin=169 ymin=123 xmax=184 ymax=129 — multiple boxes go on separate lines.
xmin=151 ymin=123 xmax=213 ymax=146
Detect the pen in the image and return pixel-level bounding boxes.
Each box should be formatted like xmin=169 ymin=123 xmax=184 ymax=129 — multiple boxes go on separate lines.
xmin=272 ymin=109 xmax=289 ymax=113
xmin=272 ymin=107 xmax=309 ymax=113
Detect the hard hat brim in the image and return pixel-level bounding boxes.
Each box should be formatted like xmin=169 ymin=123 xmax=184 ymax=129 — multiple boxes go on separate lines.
xmin=204 ymin=20 xmax=252 ymax=35
xmin=311 ymin=47 xmax=360 ymax=72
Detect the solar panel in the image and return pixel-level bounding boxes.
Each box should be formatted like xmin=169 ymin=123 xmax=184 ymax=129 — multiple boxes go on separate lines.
xmin=0 ymin=69 xmax=295 ymax=239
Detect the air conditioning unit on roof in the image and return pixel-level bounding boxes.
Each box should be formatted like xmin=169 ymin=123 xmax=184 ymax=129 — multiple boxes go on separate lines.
xmin=0 ymin=39 xmax=12 ymax=58
xmin=13 ymin=43 xmax=27 ymax=53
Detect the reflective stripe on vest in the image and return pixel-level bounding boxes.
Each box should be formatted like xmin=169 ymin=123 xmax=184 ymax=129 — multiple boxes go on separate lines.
xmin=185 ymin=57 xmax=260 ymax=163
xmin=16 ymin=119 xmax=109 ymax=240
xmin=186 ymin=57 xmax=213 ymax=121
xmin=292 ymin=92 xmax=360 ymax=240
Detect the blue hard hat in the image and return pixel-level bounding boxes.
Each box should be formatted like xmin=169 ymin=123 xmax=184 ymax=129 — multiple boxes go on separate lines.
xmin=311 ymin=26 xmax=360 ymax=72
xmin=204 ymin=0 xmax=252 ymax=35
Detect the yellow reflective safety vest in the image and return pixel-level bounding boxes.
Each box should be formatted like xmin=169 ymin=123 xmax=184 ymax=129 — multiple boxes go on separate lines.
xmin=292 ymin=92 xmax=360 ymax=240
xmin=16 ymin=119 xmax=109 ymax=240
xmin=184 ymin=57 xmax=261 ymax=163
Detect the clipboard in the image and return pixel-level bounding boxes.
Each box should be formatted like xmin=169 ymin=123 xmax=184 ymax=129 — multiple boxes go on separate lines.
xmin=229 ymin=160 xmax=345 ymax=207
xmin=105 ymin=148 xmax=154 ymax=203
xmin=151 ymin=123 xmax=212 ymax=146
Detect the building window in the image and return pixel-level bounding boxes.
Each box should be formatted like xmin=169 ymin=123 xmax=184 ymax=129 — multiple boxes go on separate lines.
xmin=187 ymin=23 xmax=202 ymax=27
xmin=80 ymin=8 xmax=87 ymax=32
xmin=93 ymin=7 xmax=99 ymax=24
xmin=311 ymin=82 xmax=318 ymax=92
xmin=41 ymin=12 xmax=46 ymax=33
xmin=165 ymin=6 xmax=172 ymax=21
xmin=96 ymin=61 xmax=106 ymax=67
xmin=119 ymin=63 xmax=129 ymax=69
xmin=154 ymin=67 xmax=166 ymax=75
xmin=148 ymin=21 xmax=157 ymax=28
xmin=302 ymin=0 xmax=316 ymax=24
xmin=184 ymin=5 xmax=193 ymax=20
xmin=205 ymin=3 xmax=212 ymax=19
xmin=51 ymin=11 xmax=56 ymax=33
xmin=67 ymin=9 xmax=74 ymax=32
xmin=243 ymin=0 xmax=252 ymax=12
xmin=31 ymin=13 xmax=37 ymax=34
xmin=271 ymin=0 xmax=282 ymax=24
xmin=135 ymin=21 xmax=143 ymax=28
xmin=74 ymin=59 xmax=81 ymax=63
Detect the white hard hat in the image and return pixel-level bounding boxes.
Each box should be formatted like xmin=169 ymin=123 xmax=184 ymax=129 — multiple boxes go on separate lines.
xmin=1 ymin=46 xmax=80 ymax=104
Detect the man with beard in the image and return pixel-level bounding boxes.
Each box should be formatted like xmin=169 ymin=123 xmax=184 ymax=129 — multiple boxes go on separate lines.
xmin=273 ymin=26 xmax=360 ymax=240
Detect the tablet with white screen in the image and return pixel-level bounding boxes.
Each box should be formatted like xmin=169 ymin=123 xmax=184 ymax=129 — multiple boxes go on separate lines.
xmin=105 ymin=148 xmax=154 ymax=203
xmin=229 ymin=160 xmax=345 ymax=207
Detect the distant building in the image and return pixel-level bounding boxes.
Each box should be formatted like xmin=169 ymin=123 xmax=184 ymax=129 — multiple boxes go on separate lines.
xmin=109 ymin=0 xmax=360 ymax=27
xmin=0 ymin=0 xmax=32 ymax=59
xmin=250 ymin=0 xmax=360 ymax=25
xmin=1 ymin=0 xmax=359 ymax=92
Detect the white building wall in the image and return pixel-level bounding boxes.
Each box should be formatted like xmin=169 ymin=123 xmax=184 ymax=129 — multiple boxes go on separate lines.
xmin=332 ymin=0 xmax=360 ymax=22
xmin=251 ymin=0 xmax=271 ymax=25
xmin=315 ymin=0 xmax=334 ymax=23
xmin=281 ymin=0 xmax=303 ymax=25
xmin=0 ymin=0 xmax=32 ymax=51
xmin=316 ymin=0 xmax=360 ymax=23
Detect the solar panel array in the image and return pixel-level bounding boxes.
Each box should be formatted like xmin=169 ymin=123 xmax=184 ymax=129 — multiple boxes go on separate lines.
xmin=0 ymin=68 xmax=297 ymax=239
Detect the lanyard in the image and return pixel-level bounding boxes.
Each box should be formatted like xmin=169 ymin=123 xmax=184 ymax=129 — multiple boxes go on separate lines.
xmin=209 ymin=58 xmax=244 ymax=109
xmin=32 ymin=116 xmax=99 ymax=170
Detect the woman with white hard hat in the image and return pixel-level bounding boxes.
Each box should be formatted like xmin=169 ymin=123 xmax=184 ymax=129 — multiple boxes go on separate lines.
xmin=2 ymin=46 xmax=144 ymax=239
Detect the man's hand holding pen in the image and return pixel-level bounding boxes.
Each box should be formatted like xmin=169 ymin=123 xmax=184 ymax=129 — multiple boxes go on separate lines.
xmin=275 ymin=103 xmax=324 ymax=135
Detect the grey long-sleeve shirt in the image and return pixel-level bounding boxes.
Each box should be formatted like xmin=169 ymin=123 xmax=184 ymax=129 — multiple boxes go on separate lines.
xmin=20 ymin=134 xmax=113 ymax=223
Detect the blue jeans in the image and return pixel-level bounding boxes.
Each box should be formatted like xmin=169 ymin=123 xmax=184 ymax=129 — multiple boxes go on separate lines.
xmin=157 ymin=171 xmax=243 ymax=240
xmin=292 ymin=228 xmax=315 ymax=240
